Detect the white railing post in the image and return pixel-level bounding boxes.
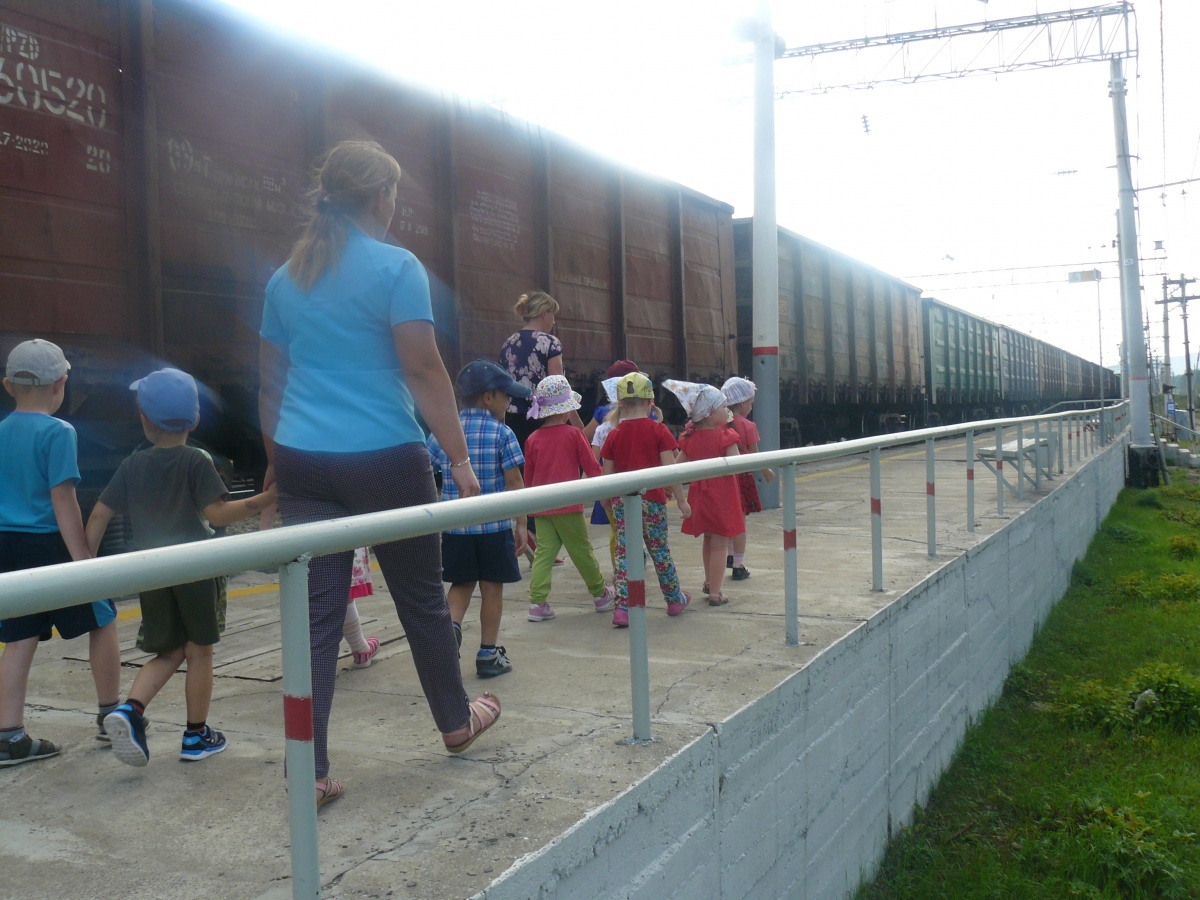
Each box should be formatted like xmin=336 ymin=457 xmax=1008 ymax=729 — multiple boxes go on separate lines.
xmin=623 ymin=494 xmax=652 ymax=742
xmin=870 ymin=448 xmax=883 ymax=591
xmin=279 ymin=555 xmax=320 ymax=899
xmin=1034 ymin=420 xmax=1042 ymax=492
xmin=996 ymin=424 xmax=1005 ymax=516
xmin=1076 ymin=414 xmax=1082 ymax=460
xmin=926 ymin=437 xmax=936 ymax=557
xmin=966 ymin=430 xmax=975 ymax=533
xmin=1016 ymin=422 xmax=1025 ymax=501
xmin=783 ymin=464 xmax=799 ymax=645
xmin=1057 ymin=417 xmax=1065 ymax=474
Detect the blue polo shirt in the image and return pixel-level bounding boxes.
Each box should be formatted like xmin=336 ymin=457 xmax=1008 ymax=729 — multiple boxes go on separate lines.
xmin=261 ymin=228 xmax=433 ymax=452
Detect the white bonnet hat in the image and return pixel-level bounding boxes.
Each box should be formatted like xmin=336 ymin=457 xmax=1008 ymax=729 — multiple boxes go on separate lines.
xmin=721 ymin=376 xmax=756 ymax=406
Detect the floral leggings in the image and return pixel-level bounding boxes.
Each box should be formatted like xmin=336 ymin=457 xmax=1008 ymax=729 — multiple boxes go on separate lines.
xmin=612 ymin=497 xmax=684 ymax=606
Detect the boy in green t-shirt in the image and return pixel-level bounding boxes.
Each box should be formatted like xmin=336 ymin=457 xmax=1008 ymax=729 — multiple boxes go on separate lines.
xmin=86 ymin=368 xmax=275 ymax=768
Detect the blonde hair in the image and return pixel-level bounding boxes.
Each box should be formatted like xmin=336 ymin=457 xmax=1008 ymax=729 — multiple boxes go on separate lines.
xmin=514 ymin=291 xmax=559 ymax=322
xmin=287 ymin=141 xmax=402 ymax=292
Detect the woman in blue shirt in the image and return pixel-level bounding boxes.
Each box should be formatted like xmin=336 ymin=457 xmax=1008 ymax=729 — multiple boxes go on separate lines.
xmin=259 ymin=141 xmax=501 ymax=809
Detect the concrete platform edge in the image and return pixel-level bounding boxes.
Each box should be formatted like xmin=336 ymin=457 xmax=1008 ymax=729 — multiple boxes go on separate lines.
xmin=474 ymin=437 xmax=1128 ymax=900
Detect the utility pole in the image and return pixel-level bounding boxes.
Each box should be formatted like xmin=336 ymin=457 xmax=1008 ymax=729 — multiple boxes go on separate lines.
xmin=1162 ymin=277 xmax=1172 ymax=394
xmin=1158 ymin=275 xmax=1197 ymax=431
xmin=750 ymin=0 xmax=781 ymax=508
xmin=1110 ymin=56 xmax=1156 ymax=485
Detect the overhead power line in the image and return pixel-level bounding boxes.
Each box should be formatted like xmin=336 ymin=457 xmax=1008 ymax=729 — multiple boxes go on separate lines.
xmin=776 ymin=3 xmax=1134 ymax=95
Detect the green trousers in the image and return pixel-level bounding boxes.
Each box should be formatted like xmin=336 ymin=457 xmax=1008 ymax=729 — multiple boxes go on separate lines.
xmin=529 ymin=512 xmax=607 ymax=604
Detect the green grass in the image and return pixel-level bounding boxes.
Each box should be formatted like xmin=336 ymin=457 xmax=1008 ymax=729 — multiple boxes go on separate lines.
xmin=857 ymin=480 xmax=1200 ymax=899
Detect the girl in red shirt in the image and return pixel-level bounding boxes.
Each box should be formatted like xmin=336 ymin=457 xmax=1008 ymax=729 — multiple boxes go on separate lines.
xmin=600 ymin=373 xmax=692 ymax=628
xmin=523 ymin=376 xmax=615 ymax=621
xmin=667 ymin=380 xmax=745 ymax=606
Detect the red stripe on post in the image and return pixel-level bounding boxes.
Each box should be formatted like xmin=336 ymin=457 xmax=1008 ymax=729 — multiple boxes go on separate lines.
xmin=783 ymin=529 xmax=797 ymax=550
xmin=627 ymin=580 xmax=647 ymax=609
xmin=997 ymin=459 xmax=1003 ymax=470
xmin=967 ymin=468 xmax=974 ymax=481
xmin=751 ymin=346 xmax=779 ymax=357
xmin=283 ymin=695 xmax=313 ymax=742
xmin=870 ymin=498 xmax=881 ymax=515
xmin=927 ymin=482 xmax=935 ymax=496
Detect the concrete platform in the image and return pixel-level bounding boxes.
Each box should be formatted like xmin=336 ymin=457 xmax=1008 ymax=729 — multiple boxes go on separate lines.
xmin=2 ymin=434 xmax=1098 ymax=899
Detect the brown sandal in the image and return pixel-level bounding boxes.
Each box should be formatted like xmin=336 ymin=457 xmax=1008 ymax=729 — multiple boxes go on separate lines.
xmin=708 ymin=594 xmax=730 ymax=607
xmin=316 ymin=776 xmax=344 ymax=808
xmin=443 ymin=692 xmax=501 ymax=754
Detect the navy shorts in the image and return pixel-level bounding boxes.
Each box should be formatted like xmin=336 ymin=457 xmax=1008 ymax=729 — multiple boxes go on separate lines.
xmin=0 ymin=531 xmax=117 ymax=643
xmin=441 ymin=530 xmax=522 ymax=585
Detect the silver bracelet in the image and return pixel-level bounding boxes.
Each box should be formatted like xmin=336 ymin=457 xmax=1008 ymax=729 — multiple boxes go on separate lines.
xmin=449 ymin=456 xmax=471 ymax=468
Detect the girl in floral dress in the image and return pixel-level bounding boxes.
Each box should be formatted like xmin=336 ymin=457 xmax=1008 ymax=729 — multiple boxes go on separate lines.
xmin=345 ymin=547 xmax=380 ymax=668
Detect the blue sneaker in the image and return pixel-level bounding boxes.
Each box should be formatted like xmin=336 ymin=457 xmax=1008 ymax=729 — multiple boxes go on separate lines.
xmin=104 ymin=704 xmax=149 ymax=768
xmin=476 ymin=646 xmax=512 ymax=679
xmin=180 ymin=726 xmax=227 ymax=762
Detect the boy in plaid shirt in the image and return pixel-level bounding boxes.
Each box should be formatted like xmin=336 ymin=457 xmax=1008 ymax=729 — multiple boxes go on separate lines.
xmin=426 ymin=360 xmax=528 ymax=678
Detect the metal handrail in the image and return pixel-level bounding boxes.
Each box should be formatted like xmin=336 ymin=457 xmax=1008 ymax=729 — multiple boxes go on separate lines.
xmin=0 ymin=401 xmax=1130 ymax=898
xmin=1152 ymin=412 xmax=1200 ymax=441
xmin=0 ymin=405 xmax=1129 ymax=617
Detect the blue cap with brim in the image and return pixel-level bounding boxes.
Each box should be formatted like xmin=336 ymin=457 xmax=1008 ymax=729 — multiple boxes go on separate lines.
xmin=130 ymin=368 xmax=200 ymax=432
xmin=456 ymin=359 xmax=532 ymax=399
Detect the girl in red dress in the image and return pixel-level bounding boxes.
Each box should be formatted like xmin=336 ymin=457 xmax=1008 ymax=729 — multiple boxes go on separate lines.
xmin=666 ymin=380 xmax=745 ymax=606
xmin=721 ymin=377 xmax=776 ymax=581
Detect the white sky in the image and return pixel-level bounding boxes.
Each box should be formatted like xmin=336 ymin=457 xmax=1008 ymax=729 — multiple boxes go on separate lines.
xmin=216 ymin=0 xmax=1199 ymax=373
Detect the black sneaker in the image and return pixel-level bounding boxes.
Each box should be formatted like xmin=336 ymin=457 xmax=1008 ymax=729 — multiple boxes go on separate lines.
xmin=0 ymin=733 xmax=60 ymax=767
xmin=104 ymin=704 xmax=150 ymax=767
xmin=731 ymin=565 xmax=751 ymax=581
xmin=476 ymin=646 xmax=512 ymax=679
xmin=180 ymin=725 xmax=227 ymax=762
xmin=97 ymin=711 xmax=150 ymax=743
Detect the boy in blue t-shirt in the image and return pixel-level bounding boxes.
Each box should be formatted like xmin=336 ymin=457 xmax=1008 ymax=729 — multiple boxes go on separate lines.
xmin=426 ymin=360 xmax=529 ymax=679
xmin=0 ymin=339 xmax=122 ymax=767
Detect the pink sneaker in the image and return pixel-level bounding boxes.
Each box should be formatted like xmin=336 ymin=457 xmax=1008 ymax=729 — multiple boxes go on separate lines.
xmin=527 ymin=602 xmax=556 ymax=622
xmin=666 ymin=591 xmax=691 ymax=617
xmin=593 ymin=586 xmax=616 ymax=612
xmin=352 ymin=636 xmax=380 ymax=669
xmin=612 ymin=605 xmax=629 ymax=628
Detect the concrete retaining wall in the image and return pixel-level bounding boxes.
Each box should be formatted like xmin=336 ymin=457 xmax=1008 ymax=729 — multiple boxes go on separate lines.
xmin=478 ymin=439 xmax=1128 ymax=900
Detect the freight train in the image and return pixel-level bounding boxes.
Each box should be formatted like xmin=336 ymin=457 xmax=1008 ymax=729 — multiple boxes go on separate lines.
xmin=732 ymin=223 xmax=1120 ymax=445
xmin=0 ymin=0 xmax=1114 ymax=487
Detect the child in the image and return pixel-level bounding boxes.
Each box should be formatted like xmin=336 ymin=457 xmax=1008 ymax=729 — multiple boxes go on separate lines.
xmin=86 ymin=368 xmax=276 ymax=767
xmin=667 ymin=380 xmax=745 ymax=607
xmin=722 ymin=376 xmax=776 ymax=580
xmin=582 ymin=359 xmax=639 ymax=445
xmin=600 ymin=372 xmax=691 ymax=628
xmin=258 ymin=501 xmax=379 ymax=669
xmin=591 ymin=375 xmax=665 ymax=573
xmin=427 ymin=360 xmax=528 ymax=678
xmin=523 ymin=375 xmax=616 ymax=619
xmin=0 ymin=339 xmax=121 ymax=766
xmin=590 ymin=376 xmax=624 ymax=570
xmin=346 ymin=547 xmax=380 ymax=668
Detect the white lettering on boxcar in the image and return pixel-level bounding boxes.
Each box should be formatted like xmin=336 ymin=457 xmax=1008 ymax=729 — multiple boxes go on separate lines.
xmin=469 ymin=189 xmax=520 ymax=250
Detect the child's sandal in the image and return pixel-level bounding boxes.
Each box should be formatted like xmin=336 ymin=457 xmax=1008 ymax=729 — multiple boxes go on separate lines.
xmin=708 ymin=594 xmax=730 ymax=607
xmin=316 ymin=776 xmax=344 ymax=808
xmin=443 ymin=692 xmax=501 ymax=754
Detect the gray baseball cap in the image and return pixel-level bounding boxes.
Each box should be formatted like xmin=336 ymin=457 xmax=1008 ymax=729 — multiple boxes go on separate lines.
xmin=6 ymin=339 xmax=71 ymax=386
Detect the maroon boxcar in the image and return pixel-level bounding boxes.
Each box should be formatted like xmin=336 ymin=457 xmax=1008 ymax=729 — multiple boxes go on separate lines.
xmin=0 ymin=0 xmax=737 ymax=472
